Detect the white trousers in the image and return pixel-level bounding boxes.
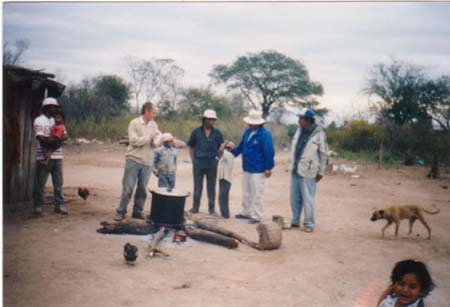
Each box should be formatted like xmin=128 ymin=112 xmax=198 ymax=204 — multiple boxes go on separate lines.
xmin=240 ymin=172 xmax=266 ymax=221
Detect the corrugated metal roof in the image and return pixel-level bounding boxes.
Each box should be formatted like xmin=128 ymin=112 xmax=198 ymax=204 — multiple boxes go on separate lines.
xmin=4 ymin=64 xmax=65 ymax=97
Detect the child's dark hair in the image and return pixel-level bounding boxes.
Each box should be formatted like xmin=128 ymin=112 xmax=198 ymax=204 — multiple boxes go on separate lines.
xmin=54 ymin=109 xmax=65 ymax=120
xmin=391 ymin=259 xmax=435 ymax=297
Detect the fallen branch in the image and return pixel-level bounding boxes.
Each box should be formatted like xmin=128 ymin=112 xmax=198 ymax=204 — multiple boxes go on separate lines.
xmin=186 ymin=214 xmax=281 ymax=250
xmin=184 ymin=227 xmax=238 ymax=249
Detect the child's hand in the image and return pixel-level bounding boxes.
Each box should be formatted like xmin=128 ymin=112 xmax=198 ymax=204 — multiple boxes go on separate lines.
xmin=152 ymin=132 xmax=160 ymax=140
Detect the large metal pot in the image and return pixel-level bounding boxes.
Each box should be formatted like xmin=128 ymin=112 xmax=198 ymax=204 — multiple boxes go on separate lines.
xmin=148 ymin=188 xmax=188 ymax=227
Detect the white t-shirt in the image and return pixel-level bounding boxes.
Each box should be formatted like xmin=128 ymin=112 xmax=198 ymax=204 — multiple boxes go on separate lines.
xmin=217 ymin=150 xmax=234 ymax=182
xmin=33 ymin=114 xmax=66 ymax=160
xmin=379 ymin=294 xmax=424 ymax=307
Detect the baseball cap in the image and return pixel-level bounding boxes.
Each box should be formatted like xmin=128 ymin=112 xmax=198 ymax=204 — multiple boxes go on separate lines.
xmin=42 ymin=97 xmax=60 ymax=108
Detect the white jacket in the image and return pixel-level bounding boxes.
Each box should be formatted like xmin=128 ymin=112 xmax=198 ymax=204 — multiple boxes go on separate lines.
xmin=289 ymin=125 xmax=329 ymax=178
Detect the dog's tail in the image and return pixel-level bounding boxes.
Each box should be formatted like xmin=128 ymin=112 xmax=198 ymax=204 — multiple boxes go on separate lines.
xmin=422 ymin=208 xmax=440 ymax=215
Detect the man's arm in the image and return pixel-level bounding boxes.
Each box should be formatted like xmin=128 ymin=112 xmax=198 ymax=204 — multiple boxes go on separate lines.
xmin=317 ymin=131 xmax=329 ymax=179
xmin=128 ymin=120 xmax=152 ymax=147
xmin=263 ymin=130 xmax=275 ymax=174
xmin=189 ymin=146 xmax=195 ymax=162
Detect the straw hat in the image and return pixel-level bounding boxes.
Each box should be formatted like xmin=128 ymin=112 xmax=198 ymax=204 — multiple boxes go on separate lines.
xmin=243 ymin=110 xmax=265 ymax=125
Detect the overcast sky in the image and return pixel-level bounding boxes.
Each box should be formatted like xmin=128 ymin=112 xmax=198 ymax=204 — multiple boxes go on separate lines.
xmin=3 ymin=2 xmax=450 ymax=120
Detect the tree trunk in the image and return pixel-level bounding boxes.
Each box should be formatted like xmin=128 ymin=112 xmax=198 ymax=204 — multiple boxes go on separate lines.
xmin=427 ymin=155 xmax=440 ymax=179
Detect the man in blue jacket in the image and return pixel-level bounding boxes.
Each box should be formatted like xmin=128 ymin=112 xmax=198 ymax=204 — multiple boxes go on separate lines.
xmin=232 ymin=110 xmax=275 ymax=224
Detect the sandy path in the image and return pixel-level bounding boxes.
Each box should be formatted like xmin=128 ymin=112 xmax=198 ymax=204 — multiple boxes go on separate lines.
xmin=4 ymin=143 xmax=450 ymax=307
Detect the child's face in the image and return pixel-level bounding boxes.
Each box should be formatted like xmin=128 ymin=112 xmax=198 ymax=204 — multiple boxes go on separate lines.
xmin=393 ymin=273 xmax=423 ymax=305
xmin=163 ymin=140 xmax=173 ymax=147
xmin=54 ymin=114 xmax=63 ymax=124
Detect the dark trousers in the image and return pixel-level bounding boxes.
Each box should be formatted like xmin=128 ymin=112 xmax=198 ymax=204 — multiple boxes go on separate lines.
xmin=192 ymin=159 xmax=218 ymax=213
xmin=33 ymin=159 xmax=64 ymax=209
xmin=218 ymin=179 xmax=231 ymax=218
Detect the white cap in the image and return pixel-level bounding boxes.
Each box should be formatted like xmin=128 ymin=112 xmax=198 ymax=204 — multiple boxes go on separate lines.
xmin=203 ymin=109 xmax=217 ymax=119
xmin=42 ymin=97 xmax=60 ymax=108
xmin=161 ymin=133 xmax=174 ymax=142
xmin=243 ymin=110 xmax=265 ymax=125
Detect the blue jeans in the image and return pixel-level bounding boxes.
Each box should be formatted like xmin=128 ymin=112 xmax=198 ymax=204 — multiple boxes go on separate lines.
xmin=158 ymin=171 xmax=176 ymax=190
xmin=116 ymin=159 xmax=151 ymax=214
xmin=33 ymin=159 xmax=64 ymax=209
xmin=290 ymin=172 xmax=317 ymax=228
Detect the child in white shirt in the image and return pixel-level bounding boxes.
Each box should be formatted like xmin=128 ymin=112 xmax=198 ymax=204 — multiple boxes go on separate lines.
xmin=217 ymin=141 xmax=235 ymax=218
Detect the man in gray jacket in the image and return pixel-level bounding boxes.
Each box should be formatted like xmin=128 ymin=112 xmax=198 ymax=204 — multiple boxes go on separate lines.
xmin=289 ymin=109 xmax=329 ymax=232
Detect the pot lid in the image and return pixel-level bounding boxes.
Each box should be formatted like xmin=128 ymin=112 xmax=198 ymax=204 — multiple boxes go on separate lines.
xmin=150 ymin=187 xmax=189 ymax=197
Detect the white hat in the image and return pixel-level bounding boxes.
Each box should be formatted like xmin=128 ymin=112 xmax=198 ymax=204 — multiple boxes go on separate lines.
xmin=42 ymin=97 xmax=60 ymax=108
xmin=203 ymin=109 xmax=217 ymax=119
xmin=243 ymin=110 xmax=265 ymax=125
xmin=161 ymin=133 xmax=174 ymax=142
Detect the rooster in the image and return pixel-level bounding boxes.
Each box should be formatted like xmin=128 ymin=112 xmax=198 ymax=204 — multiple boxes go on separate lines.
xmin=124 ymin=243 xmax=138 ymax=264
xmin=78 ymin=187 xmax=90 ymax=200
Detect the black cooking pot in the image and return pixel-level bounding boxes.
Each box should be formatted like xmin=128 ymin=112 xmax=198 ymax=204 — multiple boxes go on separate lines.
xmin=148 ymin=188 xmax=188 ymax=227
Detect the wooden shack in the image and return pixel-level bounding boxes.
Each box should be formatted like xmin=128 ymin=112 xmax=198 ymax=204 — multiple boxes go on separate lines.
xmin=3 ymin=65 xmax=65 ymax=204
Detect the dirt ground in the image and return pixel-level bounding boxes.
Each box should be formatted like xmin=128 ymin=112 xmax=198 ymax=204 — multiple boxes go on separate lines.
xmin=3 ymin=142 xmax=450 ymax=307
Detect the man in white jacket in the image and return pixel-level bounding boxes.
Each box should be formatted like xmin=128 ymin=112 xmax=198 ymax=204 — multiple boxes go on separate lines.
xmin=289 ymin=109 xmax=329 ymax=232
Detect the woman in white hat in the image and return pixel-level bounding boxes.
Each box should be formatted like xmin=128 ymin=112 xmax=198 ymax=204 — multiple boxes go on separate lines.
xmin=231 ymin=110 xmax=275 ymax=224
xmin=187 ymin=109 xmax=224 ymax=214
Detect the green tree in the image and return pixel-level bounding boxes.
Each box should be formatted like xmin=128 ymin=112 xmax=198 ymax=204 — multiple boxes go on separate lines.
xmin=94 ymin=75 xmax=131 ymax=116
xmin=209 ymin=50 xmax=324 ymax=118
xmin=420 ymin=76 xmax=450 ymax=131
xmin=60 ymin=74 xmax=131 ymax=120
xmin=365 ymin=60 xmax=430 ymax=126
xmin=178 ymin=87 xmax=233 ymax=119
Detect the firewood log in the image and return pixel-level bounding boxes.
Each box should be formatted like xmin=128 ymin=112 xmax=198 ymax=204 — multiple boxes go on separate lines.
xmin=186 ymin=214 xmax=281 ymax=250
xmin=185 ymin=228 xmax=238 ymax=249
xmin=97 ymin=221 xmax=158 ymax=235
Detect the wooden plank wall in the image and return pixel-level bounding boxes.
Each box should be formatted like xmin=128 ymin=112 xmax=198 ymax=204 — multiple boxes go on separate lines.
xmin=6 ymin=82 xmax=42 ymax=203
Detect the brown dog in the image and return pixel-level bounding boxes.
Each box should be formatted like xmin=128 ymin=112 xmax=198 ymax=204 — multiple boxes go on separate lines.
xmin=370 ymin=205 xmax=440 ymax=239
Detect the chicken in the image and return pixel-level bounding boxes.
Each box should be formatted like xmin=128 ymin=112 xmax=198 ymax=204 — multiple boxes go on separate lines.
xmin=78 ymin=187 xmax=90 ymax=200
xmin=124 ymin=243 xmax=138 ymax=264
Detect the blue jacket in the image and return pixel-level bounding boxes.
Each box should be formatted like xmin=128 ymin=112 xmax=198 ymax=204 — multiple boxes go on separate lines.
xmin=232 ymin=126 xmax=275 ymax=173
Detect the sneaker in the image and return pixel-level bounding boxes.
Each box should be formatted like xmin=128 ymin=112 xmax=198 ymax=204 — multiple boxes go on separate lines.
xmin=235 ymin=214 xmax=251 ymax=220
xmin=303 ymin=227 xmax=314 ymax=233
xmin=131 ymin=212 xmax=145 ymax=220
xmin=188 ymin=208 xmax=199 ymax=214
xmin=291 ymin=224 xmax=300 ymax=228
xmin=248 ymin=218 xmax=260 ymax=224
xmin=114 ymin=212 xmax=125 ymax=221
xmin=54 ymin=206 xmax=68 ymax=215
xmin=33 ymin=206 xmax=43 ymax=216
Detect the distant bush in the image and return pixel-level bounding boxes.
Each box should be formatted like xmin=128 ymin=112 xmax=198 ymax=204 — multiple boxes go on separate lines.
xmin=65 ymin=113 xmax=292 ymax=149
xmin=65 ymin=115 xmax=133 ymax=141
